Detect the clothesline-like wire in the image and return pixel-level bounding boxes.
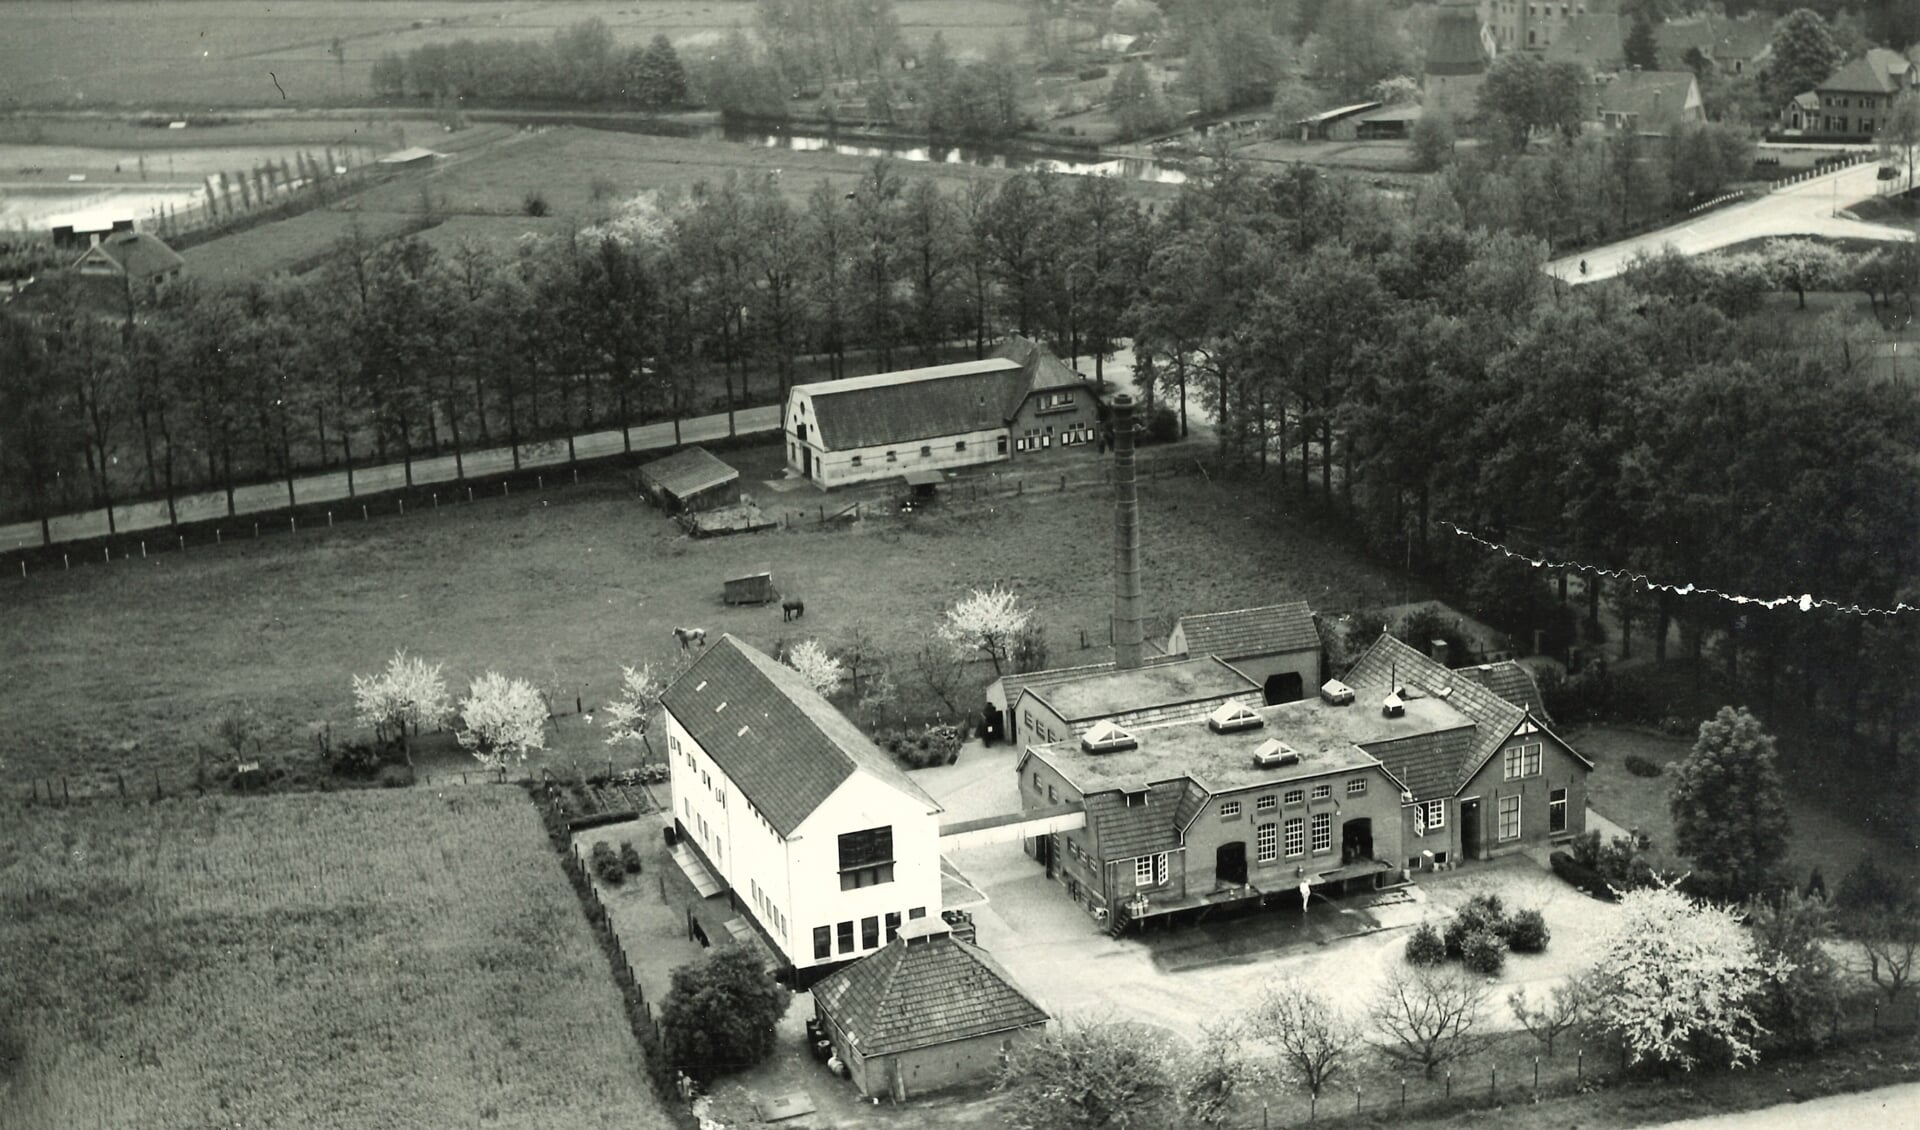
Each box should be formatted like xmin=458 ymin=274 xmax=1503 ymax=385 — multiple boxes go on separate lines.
xmin=1440 ymin=523 xmax=1916 ymax=619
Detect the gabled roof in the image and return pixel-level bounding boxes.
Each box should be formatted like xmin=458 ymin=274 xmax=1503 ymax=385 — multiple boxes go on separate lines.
xmin=1426 ymin=5 xmax=1491 ymax=76
xmin=1081 ymin=784 xmax=1185 ymax=858
xmin=637 ymin=445 xmax=737 ymax=499
xmin=660 ymin=635 xmax=938 ymax=837
xmin=798 ymin=358 xmax=1025 ymax=450
xmin=73 ymin=231 xmax=183 ymax=281
xmin=1343 ymin=634 xmax=1527 ymax=797
xmin=813 ymin=922 xmax=1048 ymax=1057
xmin=1174 ymin=601 xmax=1319 ymax=660
xmin=994 ymin=333 xmax=1084 ymax=395
xmin=1819 ymin=49 xmax=1915 ymax=96
xmin=1458 ymin=661 xmax=1551 ymax=722
xmin=1544 ymin=13 xmax=1624 ymax=71
xmin=1597 ymin=70 xmax=1699 ymax=121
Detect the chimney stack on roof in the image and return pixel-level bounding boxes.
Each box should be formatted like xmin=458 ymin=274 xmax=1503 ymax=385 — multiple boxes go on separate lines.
xmin=1111 ymin=394 xmax=1144 ymax=671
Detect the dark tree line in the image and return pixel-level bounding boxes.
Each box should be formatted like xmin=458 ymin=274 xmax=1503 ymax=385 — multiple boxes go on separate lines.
xmin=373 ymin=20 xmax=688 ymax=107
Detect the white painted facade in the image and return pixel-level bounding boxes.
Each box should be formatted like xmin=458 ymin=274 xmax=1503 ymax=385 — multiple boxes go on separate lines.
xmin=785 ymin=386 xmax=1012 ymax=488
xmin=665 ymin=710 xmax=944 ymax=975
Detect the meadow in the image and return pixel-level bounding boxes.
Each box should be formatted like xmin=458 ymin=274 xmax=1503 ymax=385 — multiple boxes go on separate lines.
xmin=0 ymin=443 xmax=1420 ymax=796
xmin=0 ymin=788 xmax=669 ymax=1129
xmin=0 ymin=0 xmax=1028 ymax=109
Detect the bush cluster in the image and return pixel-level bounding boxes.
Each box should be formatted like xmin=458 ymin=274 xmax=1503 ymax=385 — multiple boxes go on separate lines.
xmin=619 ymin=841 xmax=642 ymax=874
xmin=884 ymin=723 xmax=962 ymax=769
xmin=1550 ymin=850 xmax=1615 ymax=900
xmin=1623 ymin=754 xmax=1664 ymax=778
xmin=1506 ymin=907 xmax=1551 ymax=952
xmin=1413 ymin=893 xmax=1552 ymax=974
xmin=1405 ymin=921 xmax=1447 ymax=965
xmin=1460 ymin=930 xmax=1507 ymax=975
xmin=590 ymin=840 xmax=625 ymax=885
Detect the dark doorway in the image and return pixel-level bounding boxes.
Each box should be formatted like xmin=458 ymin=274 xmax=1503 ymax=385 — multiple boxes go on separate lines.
xmin=801 ymin=446 xmax=813 ymax=478
xmin=1036 ymin=833 xmax=1055 ymax=879
xmin=1215 ymin=841 xmax=1248 ymax=887
xmin=1341 ymin=818 xmax=1373 ymax=864
xmin=1459 ymin=799 xmax=1481 ymax=860
xmin=1264 ymin=671 xmax=1305 ymax=706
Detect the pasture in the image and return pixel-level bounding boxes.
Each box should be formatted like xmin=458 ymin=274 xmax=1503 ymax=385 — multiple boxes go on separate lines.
xmin=0 ymin=0 xmax=1029 ymax=109
xmin=0 ymin=789 xmax=668 ymax=1129
xmin=0 ymin=446 xmax=1419 ymax=796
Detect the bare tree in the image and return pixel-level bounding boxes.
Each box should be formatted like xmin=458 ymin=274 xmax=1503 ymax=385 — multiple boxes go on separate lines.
xmin=1853 ymin=907 xmax=1920 ymax=1003
xmin=1368 ymin=966 xmax=1490 ymax=1079
xmin=1508 ymin=978 xmax=1591 ymax=1056
xmin=912 ymin=639 xmax=970 ymax=716
xmin=1254 ymin=979 xmax=1359 ymax=1097
xmin=1177 ymin=1019 xmax=1262 ymax=1125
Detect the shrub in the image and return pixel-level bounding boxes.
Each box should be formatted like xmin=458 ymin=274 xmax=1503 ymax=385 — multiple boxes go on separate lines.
xmin=1624 ymin=754 xmax=1664 ymax=778
xmin=590 ymin=840 xmax=624 ymax=884
xmin=1660 ymin=715 xmax=1695 ymax=737
xmin=1506 ymin=908 xmax=1551 ymax=952
xmin=1551 ymin=850 xmax=1618 ymax=901
xmin=375 ymin=763 xmax=414 ymax=788
xmin=1460 ymin=929 xmax=1507 ymax=975
xmin=620 ymin=841 xmax=643 ymax=874
xmin=1406 ymin=922 xmax=1447 ymax=965
xmin=1445 ymin=893 xmax=1508 ymax=956
xmin=523 ymin=190 xmax=550 ymax=217
xmin=1145 ymin=403 xmax=1180 ymax=443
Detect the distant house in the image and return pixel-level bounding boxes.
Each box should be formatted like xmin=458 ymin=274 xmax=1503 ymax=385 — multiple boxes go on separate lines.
xmin=1327 ymin=102 xmax=1425 ymax=141
xmin=783 ymin=335 xmax=1100 ymax=487
xmin=636 ymin=445 xmax=739 ymax=513
xmin=662 ymin=635 xmax=945 ymax=986
xmin=1008 ymin=654 xmax=1261 ymax=750
xmin=1013 ymin=632 xmax=1592 ymax=933
xmin=1425 ymin=1 xmax=1496 ymax=120
xmin=1596 ymin=69 xmax=1704 ymax=133
xmin=812 ymin=917 xmax=1049 ymax=1100
xmin=1167 ymin=602 xmax=1322 ymax=705
xmin=1782 ymin=49 xmax=1919 ymax=138
xmin=1542 ymin=12 xmax=1624 ymax=73
xmin=1654 ymin=15 xmax=1773 ymax=76
xmin=10 ymin=229 xmax=185 ymax=321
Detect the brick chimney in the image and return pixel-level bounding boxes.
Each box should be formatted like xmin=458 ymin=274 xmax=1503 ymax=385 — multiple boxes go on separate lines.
xmin=1111 ymin=395 xmax=1144 ymax=671
xmin=1431 ymin=639 xmax=1450 ymax=668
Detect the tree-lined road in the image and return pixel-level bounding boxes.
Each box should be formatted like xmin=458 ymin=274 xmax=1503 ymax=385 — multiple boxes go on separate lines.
xmin=1548 ymin=160 xmax=1915 ymax=284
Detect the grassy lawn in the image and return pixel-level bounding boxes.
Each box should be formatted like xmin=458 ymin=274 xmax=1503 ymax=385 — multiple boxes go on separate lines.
xmin=0 ymin=443 xmax=1422 ymax=796
xmin=1569 ymin=723 xmax=1907 ymax=886
xmin=178 ymin=207 xmax=428 ymax=282
xmin=0 ymin=0 xmax=1028 ymax=110
xmin=0 ymin=788 xmax=667 ymax=1129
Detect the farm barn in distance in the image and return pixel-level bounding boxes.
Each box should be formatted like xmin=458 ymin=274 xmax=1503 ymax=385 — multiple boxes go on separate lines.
xmin=636 ymin=445 xmax=740 ymax=513
xmin=783 ymin=335 xmax=1100 ymax=487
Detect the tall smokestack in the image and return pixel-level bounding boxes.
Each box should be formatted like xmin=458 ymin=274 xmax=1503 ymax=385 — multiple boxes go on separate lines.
xmin=1111 ymin=394 xmax=1144 ymax=670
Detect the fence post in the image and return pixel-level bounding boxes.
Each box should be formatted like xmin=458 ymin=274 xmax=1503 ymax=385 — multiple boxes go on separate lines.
xmin=141 ymin=541 xmax=147 ymax=558
xmin=1354 ymin=1087 xmax=1360 ymax=1114
xmin=1576 ymin=1048 xmax=1582 ymax=1080
xmin=362 ymin=505 xmax=368 ymax=521
xmin=1401 ymin=1079 xmax=1406 ymax=1109
xmin=1534 ymin=1056 xmax=1539 ymax=1091
xmin=1445 ymin=1070 xmax=1451 ymax=1099
xmin=1490 ymin=1066 xmax=1496 ymax=1100
xmin=398 ymin=499 xmax=405 ymax=516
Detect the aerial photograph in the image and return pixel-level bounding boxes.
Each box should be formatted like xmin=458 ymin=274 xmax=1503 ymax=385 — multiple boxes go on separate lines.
xmin=1 ymin=0 xmax=1917 ymax=1126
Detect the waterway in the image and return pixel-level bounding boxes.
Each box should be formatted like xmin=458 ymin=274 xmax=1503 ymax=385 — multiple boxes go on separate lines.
xmin=709 ymin=122 xmax=1191 ymax=185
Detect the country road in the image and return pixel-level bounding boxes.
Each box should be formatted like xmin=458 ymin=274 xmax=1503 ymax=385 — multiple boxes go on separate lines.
xmin=1548 ymin=160 xmax=1916 ymax=284
xmin=1643 ymin=1081 xmax=1920 ymax=1129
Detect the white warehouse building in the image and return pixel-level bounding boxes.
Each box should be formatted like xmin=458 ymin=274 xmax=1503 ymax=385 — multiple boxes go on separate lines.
xmin=662 ymin=634 xmax=945 ymax=986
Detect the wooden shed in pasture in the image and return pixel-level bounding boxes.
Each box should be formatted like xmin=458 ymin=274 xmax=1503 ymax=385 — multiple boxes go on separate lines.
xmin=723 ymin=565 xmax=777 ymax=605
xmin=638 ymin=446 xmax=741 ymax=513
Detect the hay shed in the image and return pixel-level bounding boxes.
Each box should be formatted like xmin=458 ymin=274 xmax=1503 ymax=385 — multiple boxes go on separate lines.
xmin=638 ymin=446 xmax=741 ymax=513
xmin=724 ymin=565 xmax=776 ymax=605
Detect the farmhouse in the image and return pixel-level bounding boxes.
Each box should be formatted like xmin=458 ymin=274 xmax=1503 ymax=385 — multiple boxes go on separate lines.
xmin=662 ymin=635 xmax=944 ymax=986
xmin=1009 ymin=655 xmax=1262 ymax=750
xmin=1166 ymin=601 xmax=1322 ymax=705
xmin=1014 ymin=632 xmax=1592 ymax=931
xmin=10 ymin=229 xmax=186 ymax=320
xmin=811 ymin=917 xmax=1049 ymax=1100
xmin=782 ymin=335 xmax=1099 ymax=486
xmin=635 ymin=445 xmax=739 ymax=513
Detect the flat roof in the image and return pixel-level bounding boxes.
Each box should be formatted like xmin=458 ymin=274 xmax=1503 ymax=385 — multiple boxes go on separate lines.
xmin=1035 ymin=693 xmax=1471 ymax=792
xmin=1023 ymin=656 xmax=1256 ymax=722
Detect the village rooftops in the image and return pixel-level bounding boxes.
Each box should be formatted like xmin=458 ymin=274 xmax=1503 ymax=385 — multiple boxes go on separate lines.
xmin=1021 ymin=655 xmax=1256 ymax=724
xmin=1031 ymin=691 xmax=1461 ymax=793
xmin=1820 ymin=48 xmax=1915 ymax=95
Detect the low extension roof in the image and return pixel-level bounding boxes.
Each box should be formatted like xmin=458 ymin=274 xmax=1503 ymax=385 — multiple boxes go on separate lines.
xmin=993 ymin=651 xmax=1179 ymax=707
xmin=813 ymin=922 xmax=1049 ymax=1057
xmin=1020 ymin=656 xmax=1257 ymax=725
xmin=637 ymin=445 xmax=737 ymax=499
xmin=660 ymin=635 xmax=939 ymax=837
xmin=1174 ymin=601 xmax=1319 ymax=661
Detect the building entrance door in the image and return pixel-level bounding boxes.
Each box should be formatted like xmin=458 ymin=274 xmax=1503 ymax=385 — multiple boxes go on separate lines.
xmin=1264 ymin=672 xmax=1304 ymax=705
xmin=1459 ymin=798 xmax=1482 ymax=860
xmin=1215 ymin=841 xmax=1248 ymax=887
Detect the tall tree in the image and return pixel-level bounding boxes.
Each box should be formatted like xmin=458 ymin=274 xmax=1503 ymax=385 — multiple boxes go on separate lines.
xmin=1669 ymin=706 xmax=1793 ymax=900
xmin=1624 ymin=18 xmax=1660 ymax=71
xmin=1761 ymin=9 xmax=1843 ymax=106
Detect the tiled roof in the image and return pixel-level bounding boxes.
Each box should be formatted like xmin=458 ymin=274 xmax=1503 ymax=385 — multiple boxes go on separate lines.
xmin=77 ymin=231 xmax=184 ymax=280
xmin=1083 ymin=787 xmax=1184 ymax=859
xmin=1460 ymin=661 xmax=1551 ymax=721
xmin=1171 ymin=778 xmax=1210 ymax=835
xmin=1343 ymin=634 xmax=1526 ymax=796
xmin=813 ymin=923 xmax=1049 ymax=1057
xmin=995 ymin=333 xmax=1084 ymax=394
xmin=661 ymin=635 xmax=939 ymax=837
xmin=1174 ymin=602 xmax=1319 ymax=660
xmin=637 ymin=445 xmax=737 ymax=499
xmin=1365 ymin=727 xmax=1477 ymax=802
xmin=1426 ymin=5 xmax=1490 ymax=75
xmin=801 ymin=359 xmax=1025 ymax=450
xmin=1544 ymin=13 xmax=1625 ymax=70
xmin=1597 ymin=70 xmax=1698 ymax=121
xmin=1820 ymin=49 xmax=1915 ymax=96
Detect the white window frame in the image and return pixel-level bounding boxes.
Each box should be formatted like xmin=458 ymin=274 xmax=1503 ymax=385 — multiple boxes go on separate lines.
xmin=1549 ymin=787 xmax=1569 ymax=833
xmin=1283 ymin=789 xmax=1305 ymax=805
xmin=1346 ymin=777 xmax=1367 ymax=796
xmin=1283 ymin=817 xmax=1305 ymax=858
xmin=1498 ymin=795 xmax=1522 ymax=841
xmin=1311 ymin=783 xmax=1332 ymax=801
xmin=1256 ymin=795 xmax=1277 ymax=813
xmin=1504 ymin=747 xmax=1522 ymax=780
xmin=1157 ymin=853 xmax=1169 ymax=885
xmin=1256 ymin=822 xmax=1278 ymax=863
xmin=1220 ymin=800 xmax=1242 ymax=819
xmin=1310 ymin=812 xmax=1332 ymax=854
xmin=1134 ymin=855 xmax=1157 ymax=887
xmin=1523 ymin=743 xmax=1543 ymax=777
xmin=1423 ymin=800 xmax=1446 ymax=830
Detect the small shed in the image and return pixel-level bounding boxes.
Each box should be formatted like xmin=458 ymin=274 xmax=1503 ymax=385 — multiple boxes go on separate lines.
xmin=900 ymin=469 xmax=944 ymax=504
xmin=723 ymin=564 xmax=776 ymax=605
xmin=637 ymin=446 xmax=741 ymax=514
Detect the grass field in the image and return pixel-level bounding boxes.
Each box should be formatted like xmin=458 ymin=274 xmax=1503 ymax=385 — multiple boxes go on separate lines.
xmin=0 ymin=443 xmax=1419 ymax=796
xmin=0 ymin=0 xmax=1027 ymax=109
xmin=0 ymin=788 xmax=667 ymax=1129
xmin=177 ymin=206 xmax=427 ymax=282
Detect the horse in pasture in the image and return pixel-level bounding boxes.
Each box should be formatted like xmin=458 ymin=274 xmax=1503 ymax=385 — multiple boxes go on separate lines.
xmin=782 ymin=598 xmax=805 ymax=622
xmin=673 ymin=626 xmax=708 ymax=654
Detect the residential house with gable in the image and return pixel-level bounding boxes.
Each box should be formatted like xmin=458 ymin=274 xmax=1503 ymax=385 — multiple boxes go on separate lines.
xmin=1654 ymin=14 xmax=1772 ymax=76
xmin=662 ymin=634 xmax=945 ymax=986
xmin=1780 ymin=48 xmax=1919 ymax=138
xmin=782 ymin=334 xmax=1101 ymax=487
xmin=1595 ymin=69 xmax=1705 ymax=133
